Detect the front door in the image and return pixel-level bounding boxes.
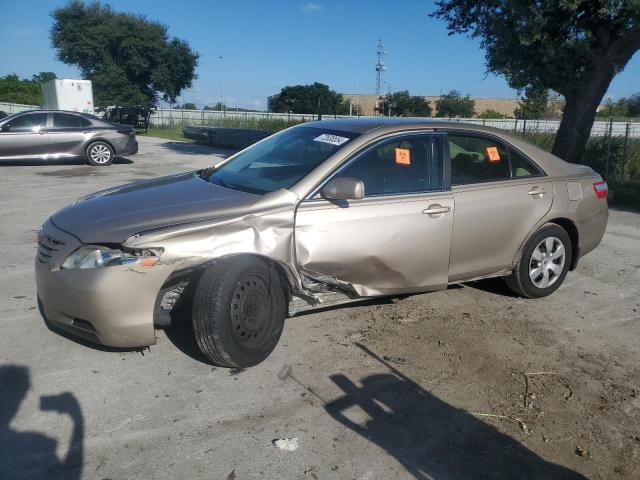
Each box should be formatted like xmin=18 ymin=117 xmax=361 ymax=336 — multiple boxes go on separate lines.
xmin=0 ymin=112 xmax=49 ymax=159
xmin=295 ymin=133 xmax=454 ymax=296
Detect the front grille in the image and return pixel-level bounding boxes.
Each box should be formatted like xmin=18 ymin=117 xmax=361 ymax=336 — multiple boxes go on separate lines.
xmin=37 ymin=230 xmax=66 ymax=264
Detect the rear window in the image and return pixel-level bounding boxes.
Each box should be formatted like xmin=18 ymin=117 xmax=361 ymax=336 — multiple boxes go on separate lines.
xmin=205 ymin=127 xmax=359 ymax=194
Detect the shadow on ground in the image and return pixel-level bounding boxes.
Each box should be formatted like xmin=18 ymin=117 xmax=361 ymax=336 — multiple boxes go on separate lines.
xmin=323 ymin=344 xmax=585 ymax=480
xmin=159 ymin=141 xmax=234 ymax=159
xmin=0 ymin=364 xmax=84 ymax=480
xmin=0 ymin=157 xmax=133 ymax=167
xmin=463 ymin=277 xmax=520 ymax=297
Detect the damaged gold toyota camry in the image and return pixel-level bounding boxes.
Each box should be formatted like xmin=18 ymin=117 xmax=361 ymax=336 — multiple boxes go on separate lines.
xmin=36 ymin=118 xmax=608 ymax=367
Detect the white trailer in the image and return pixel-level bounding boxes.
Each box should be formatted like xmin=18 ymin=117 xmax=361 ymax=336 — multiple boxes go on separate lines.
xmin=42 ymin=79 xmax=94 ymax=114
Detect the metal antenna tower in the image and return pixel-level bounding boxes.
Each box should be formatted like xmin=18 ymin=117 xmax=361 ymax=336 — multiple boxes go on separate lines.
xmin=375 ymin=38 xmax=386 ymax=96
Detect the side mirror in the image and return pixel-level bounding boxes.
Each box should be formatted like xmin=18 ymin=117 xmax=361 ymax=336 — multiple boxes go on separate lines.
xmin=321 ymin=177 xmax=365 ymax=200
xmin=1 ymin=124 xmax=10 ymax=132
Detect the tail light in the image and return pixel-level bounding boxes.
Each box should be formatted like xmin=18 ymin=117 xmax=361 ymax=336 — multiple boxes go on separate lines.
xmin=592 ymin=181 xmax=608 ymax=199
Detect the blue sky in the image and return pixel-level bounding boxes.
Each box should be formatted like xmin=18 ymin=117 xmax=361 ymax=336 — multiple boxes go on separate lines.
xmin=1 ymin=0 xmax=639 ymax=110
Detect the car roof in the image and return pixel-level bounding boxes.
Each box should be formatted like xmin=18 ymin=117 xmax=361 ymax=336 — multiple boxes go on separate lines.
xmin=303 ymin=117 xmax=517 ymax=136
xmin=23 ymin=109 xmax=91 ymax=115
xmin=299 ymin=117 xmax=583 ymax=178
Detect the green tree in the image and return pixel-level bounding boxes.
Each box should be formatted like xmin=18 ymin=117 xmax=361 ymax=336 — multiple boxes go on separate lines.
xmin=31 ymin=72 xmax=57 ymax=85
xmin=376 ymin=91 xmax=432 ymax=117
xmin=432 ymin=0 xmax=640 ymax=163
xmin=435 ymin=90 xmax=475 ymax=117
xmin=596 ymin=98 xmax=629 ymax=118
xmin=182 ymin=102 xmax=197 ymax=110
xmin=50 ymin=1 xmax=198 ymax=107
xmin=0 ymin=74 xmax=45 ymax=105
xmin=514 ymin=86 xmax=549 ymax=120
xmin=477 ymin=109 xmax=508 ymax=119
xmin=627 ymin=94 xmax=640 ymax=117
xmin=268 ymin=83 xmax=349 ymax=115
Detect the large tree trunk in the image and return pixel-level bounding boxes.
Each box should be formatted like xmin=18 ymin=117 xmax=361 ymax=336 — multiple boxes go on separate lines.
xmin=552 ymin=70 xmax=613 ymax=164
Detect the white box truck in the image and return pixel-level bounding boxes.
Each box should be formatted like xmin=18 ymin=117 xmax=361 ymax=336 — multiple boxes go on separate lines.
xmin=42 ymin=79 xmax=94 ymax=114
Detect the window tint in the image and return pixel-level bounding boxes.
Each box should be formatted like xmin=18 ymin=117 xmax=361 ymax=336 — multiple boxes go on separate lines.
xmin=337 ymin=135 xmax=442 ymax=196
xmin=6 ymin=113 xmax=47 ymax=132
xmin=53 ymin=113 xmax=91 ymax=128
xmin=449 ymin=135 xmax=511 ymax=185
xmin=510 ymin=148 xmax=541 ymax=177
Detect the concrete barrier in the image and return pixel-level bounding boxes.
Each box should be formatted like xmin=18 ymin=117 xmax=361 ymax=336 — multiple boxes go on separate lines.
xmin=183 ymin=126 xmax=271 ymax=149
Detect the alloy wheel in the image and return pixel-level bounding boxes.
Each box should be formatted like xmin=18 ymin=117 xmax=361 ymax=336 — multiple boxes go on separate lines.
xmin=90 ymin=144 xmax=111 ymax=164
xmin=529 ymin=236 xmax=566 ymax=289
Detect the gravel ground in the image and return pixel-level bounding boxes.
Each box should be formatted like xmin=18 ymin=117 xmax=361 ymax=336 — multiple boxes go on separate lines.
xmin=0 ymin=136 xmax=639 ymax=480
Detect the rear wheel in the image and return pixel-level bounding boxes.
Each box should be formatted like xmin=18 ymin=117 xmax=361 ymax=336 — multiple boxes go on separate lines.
xmin=192 ymin=257 xmax=287 ymax=368
xmin=505 ymin=224 xmax=572 ymax=298
xmin=86 ymin=141 xmax=114 ymax=166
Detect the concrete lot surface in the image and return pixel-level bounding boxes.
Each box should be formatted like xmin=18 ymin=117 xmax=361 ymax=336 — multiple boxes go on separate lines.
xmin=1 ymin=136 xmax=639 ymax=479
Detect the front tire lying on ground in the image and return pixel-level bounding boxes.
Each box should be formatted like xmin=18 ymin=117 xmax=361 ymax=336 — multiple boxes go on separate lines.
xmin=192 ymin=256 xmax=288 ymax=368
xmin=86 ymin=141 xmax=114 ymax=166
xmin=505 ymin=223 xmax=572 ymax=298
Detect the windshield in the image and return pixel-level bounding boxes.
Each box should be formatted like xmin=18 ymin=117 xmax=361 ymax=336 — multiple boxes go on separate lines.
xmin=205 ymin=127 xmax=359 ymax=194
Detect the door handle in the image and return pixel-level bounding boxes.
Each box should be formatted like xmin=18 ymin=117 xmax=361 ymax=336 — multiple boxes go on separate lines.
xmin=528 ymin=187 xmax=548 ymax=196
xmin=422 ymin=204 xmax=451 ymax=215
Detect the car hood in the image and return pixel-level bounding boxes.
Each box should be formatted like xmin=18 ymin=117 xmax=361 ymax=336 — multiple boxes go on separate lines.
xmin=51 ymin=172 xmax=262 ymax=244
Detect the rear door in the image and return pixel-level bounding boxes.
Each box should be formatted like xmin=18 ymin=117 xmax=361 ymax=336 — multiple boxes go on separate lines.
xmin=295 ymin=132 xmax=454 ymax=296
xmin=48 ymin=112 xmax=92 ymax=157
xmin=0 ymin=112 xmax=49 ymax=159
xmin=446 ymin=132 xmax=553 ymax=281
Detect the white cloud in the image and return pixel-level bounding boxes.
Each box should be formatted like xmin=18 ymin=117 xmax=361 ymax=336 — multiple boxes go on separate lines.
xmin=300 ymin=3 xmax=323 ymax=12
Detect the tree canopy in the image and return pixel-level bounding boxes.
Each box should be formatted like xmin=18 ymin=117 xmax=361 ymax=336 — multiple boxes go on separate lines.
xmin=596 ymin=94 xmax=640 ymax=118
xmin=268 ymin=83 xmax=349 ymax=115
xmin=0 ymin=72 xmax=57 ymax=105
xmin=432 ymin=0 xmax=640 ymax=163
xmin=435 ymin=90 xmax=475 ymax=118
xmin=376 ymin=91 xmax=432 ymax=117
xmin=50 ymin=1 xmax=199 ymax=107
xmin=514 ymin=86 xmax=549 ymax=120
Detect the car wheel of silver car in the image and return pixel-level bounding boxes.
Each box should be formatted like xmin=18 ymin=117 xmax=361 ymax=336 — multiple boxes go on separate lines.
xmin=505 ymin=224 xmax=572 ymax=298
xmin=86 ymin=141 xmax=114 ymax=166
xmin=192 ymin=256 xmax=287 ymax=368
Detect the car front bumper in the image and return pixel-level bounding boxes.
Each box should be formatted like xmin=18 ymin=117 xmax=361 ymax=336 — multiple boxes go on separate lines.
xmin=35 ymin=219 xmax=173 ymax=347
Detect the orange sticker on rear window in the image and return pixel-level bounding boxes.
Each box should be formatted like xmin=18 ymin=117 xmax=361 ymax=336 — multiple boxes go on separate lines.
xmin=486 ymin=146 xmax=501 ymax=162
xmin=395 ymin=148 xmax=411 ymax=165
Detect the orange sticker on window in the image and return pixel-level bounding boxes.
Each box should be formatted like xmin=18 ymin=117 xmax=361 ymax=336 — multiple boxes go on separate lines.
xmin=486 ymin=146 xmax=501 ymax=162
xmin=395 ymin=148 xmax=411 ymax=165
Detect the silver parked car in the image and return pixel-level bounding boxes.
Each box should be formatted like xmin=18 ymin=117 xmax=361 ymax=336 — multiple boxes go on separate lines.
xmin=36 ymin=119 xmax=608 ymax=367
xmin=0 ymin=110 xmax=137 ymax=166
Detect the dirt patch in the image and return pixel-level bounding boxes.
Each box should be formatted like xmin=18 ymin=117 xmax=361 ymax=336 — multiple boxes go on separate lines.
xmin=335 ymin=289 xmax=640 ymax=479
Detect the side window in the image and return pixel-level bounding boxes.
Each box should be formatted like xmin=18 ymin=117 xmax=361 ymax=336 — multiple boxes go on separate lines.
xmin=337 ymin=135 xmax=443 ymax=196
xmin=6 ymin=113 xmax=47 ymax=132
xmin=509 ymin=148 xmax=541 ymax=177
xmin=53 ymin=113 xmax=91 ymax=128
xmin=449 ymin=135 xmax=511 ymax=185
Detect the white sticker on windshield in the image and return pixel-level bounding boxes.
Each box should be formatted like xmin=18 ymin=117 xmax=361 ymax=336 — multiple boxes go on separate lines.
xmin=313 ymin=133 xmax=350 ymax=146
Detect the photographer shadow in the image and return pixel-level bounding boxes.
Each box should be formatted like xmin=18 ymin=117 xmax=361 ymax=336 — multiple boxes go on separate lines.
xmin=0 ymin=365 xmax=84 ymax=480
xmin=325 ymin=344 xmax=585 ymax=480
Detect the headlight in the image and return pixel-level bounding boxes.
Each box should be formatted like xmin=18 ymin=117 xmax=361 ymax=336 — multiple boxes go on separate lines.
xmin=61 ymin=246 xmax=162 ymax=269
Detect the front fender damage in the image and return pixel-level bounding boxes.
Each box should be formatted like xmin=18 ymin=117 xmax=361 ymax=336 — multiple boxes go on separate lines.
xmin=123 ymin=189 xmax=314 ymax=321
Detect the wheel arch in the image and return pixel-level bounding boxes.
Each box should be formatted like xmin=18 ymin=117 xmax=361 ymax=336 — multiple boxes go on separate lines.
xmin=154 ymin=253 xmax=295 ymax=327
xmin=546 ymin=217 xmax=580 ymax=270
xmin=85 ymin=138 xmax=116 ymax=158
